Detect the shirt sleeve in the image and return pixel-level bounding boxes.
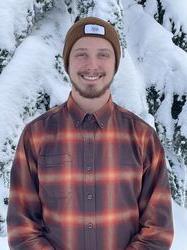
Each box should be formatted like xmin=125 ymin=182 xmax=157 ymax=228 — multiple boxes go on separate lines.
xmin=126 ymin=129 xmax=174 ymax=250
xmin=7 ymin=125 xmax=54 ymax=250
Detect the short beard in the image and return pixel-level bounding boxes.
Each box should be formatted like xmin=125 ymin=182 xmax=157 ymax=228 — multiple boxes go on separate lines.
xmin=70 ymin=77 xmax=114 ymax=99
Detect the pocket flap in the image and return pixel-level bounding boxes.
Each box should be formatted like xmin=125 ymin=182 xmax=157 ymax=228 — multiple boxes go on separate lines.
xmin=38 ymin=154 xmax=71 ymax=167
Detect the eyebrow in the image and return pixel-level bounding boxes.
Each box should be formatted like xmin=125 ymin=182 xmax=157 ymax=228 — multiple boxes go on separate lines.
xmin=73 ymin=48 xmax=113 ymax=53
xmin=74 ymin=48 xmax=88 ymax=52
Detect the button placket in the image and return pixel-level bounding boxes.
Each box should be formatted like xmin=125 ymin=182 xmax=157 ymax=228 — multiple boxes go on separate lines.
xmin=83 ymin=132 xmax=96 ymax=250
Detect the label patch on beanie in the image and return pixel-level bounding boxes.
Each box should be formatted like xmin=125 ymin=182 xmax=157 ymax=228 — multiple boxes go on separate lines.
xmin=84 ymin=24 xmax=105 ymax=35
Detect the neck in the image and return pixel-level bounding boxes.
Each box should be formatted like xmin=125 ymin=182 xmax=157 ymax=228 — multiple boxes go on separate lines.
xmin=71 ymin=90 xmax=111 ymax=113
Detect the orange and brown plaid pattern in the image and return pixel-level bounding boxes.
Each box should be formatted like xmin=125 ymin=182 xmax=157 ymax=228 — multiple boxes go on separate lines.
xmin=7 ymin=94 xmax=173 ymax=250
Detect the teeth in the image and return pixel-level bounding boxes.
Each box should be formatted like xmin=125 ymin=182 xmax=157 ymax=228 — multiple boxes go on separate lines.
xmin=82 ymin=75 xmax=101 ymax=81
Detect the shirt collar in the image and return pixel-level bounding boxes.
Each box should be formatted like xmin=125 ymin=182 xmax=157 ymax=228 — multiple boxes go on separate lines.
xmin=67 ymin=93 xmax=114 ymax=129
xmin=67 ymin=94 xmax=86 ymax=128
xmin=94 ymin=96 xmax=113 ymax=128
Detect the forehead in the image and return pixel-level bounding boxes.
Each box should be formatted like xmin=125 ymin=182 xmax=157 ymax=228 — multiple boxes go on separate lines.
xmin=71 ymin=36 xmax=114 ymax=52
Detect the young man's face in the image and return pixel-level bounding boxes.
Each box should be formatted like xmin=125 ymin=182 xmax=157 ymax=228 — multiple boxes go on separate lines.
xmin=68 ymin=36 xmax=116 ymax=99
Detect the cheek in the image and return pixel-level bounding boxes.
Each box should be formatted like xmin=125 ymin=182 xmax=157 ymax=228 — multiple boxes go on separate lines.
xmin=106 ymin=62 xmax=115 ymax=75
xmin=69 ymin=59 xmax=83 ymax=72
xmin=68 ymin=61 xmax=78 ymax=75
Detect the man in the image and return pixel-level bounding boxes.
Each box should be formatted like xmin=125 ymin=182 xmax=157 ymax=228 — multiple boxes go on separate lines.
xmin=7 ymin=17 xmax=174 ymax=250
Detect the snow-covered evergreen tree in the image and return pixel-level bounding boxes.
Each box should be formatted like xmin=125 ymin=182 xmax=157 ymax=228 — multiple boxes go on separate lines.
xmin=0 ymin=0 xmax=187 ymax=237
xmin=135 ymin=0 xmax=187 ymax=206
xmin=0 ymin=0 xmax=55 ymax=235
xmin=0 ymin=0 xmax=54 ymax=73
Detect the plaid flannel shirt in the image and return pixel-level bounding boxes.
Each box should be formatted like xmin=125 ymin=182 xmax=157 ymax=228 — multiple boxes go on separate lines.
xmin=7 ymin=94 xmax=173 ymax=250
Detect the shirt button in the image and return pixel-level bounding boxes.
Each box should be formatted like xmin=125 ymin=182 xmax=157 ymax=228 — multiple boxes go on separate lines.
xmin=88 ymin=223 xmax=93 ymax=229
xmin=76 ymin=121 xmax=80 ymax=127
xmin=100 ymin=122 xmax=104 ymax=128
xmin=87 ymin=115 xmax=92 ymax=120
xmin=87 ymin=167 xmax=92 ymax=172
xmin=87 ymin=194 xmax=93 ymax=200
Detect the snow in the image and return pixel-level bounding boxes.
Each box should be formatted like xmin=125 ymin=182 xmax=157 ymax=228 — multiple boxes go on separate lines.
xmin=0 ymin=0 xmax=35 ymax=50
xmin=0 ymin=179 xmax=8 ymax=225
xmin=0 ymin=237 xmax=9 ymax=250
xmin=123 ymin=2 xmax=187 ymax=147
xmin=112 ymin=49 xmax=147 ymax=116
xmin=171 ymin=200 xmax=187 ymax=250
xmin=162 ymin=0 xmax=187 ymax=33
xmin=0 ymin=0 xmax=187 ymax=249
xmin=145 ymin=0 xmax=187 ymax=34
xmin=0 ymin=4 xmax=72 ymax=173
xmin=125 ymin=2 xmax=187 ymax=95
xmin=123 ymin=1 xmax=187 ymax=205
xmin=179 ymin=102 xmax=187 ymax=137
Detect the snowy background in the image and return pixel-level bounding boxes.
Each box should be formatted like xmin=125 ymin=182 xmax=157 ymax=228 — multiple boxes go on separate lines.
xmin=0 ymin=0 xmax=187 ymax=249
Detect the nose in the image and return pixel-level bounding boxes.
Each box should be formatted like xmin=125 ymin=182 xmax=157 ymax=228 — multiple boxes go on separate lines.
xmin=86 ymin=56 xmax=99 ymax=70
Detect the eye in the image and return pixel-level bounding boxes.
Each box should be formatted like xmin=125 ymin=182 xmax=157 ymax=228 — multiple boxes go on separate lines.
xmin=75 ymin=52 xmax=88 ymax=58
xmin=98 ymin=52 xmax=110 ymax=59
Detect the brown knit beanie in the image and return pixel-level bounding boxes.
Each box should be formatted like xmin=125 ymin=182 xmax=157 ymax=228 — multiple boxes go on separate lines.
xmin=63 ymin=17 xmax=121 ymax=73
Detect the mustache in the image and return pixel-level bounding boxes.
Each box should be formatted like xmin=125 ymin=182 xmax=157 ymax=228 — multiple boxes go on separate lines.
xmin=77 ymin=71 xmax=106 ymax=77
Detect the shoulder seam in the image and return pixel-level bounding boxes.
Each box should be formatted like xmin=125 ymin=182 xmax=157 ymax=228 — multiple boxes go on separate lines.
xmin=114 ymin=103 xmax=154 ymax=132
xmin=27 ymin=102 xmax=66 ymax=126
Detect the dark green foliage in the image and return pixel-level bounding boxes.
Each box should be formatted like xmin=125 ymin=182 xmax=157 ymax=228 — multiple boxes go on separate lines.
xmin=142 ymin=1 xmax=187 ymax=205
xmin=15 ymin=9 xmax=34 ymax=44
xmin=22 ymin=90 xmax=50 ymax=120
xmin=168 ymin=19 xmax=187 ymax=52
xmin=136 ymin=0 xmax=187 ymax=52
xmin=55 ymin=54 xmax=70 ymax=83
xmin=174 ymin=125 xmax=187 ymax=165
xmin=0 ymin=137 xmax=16 ymax=188
xmin=0 ymin=0 xmax=55 ymax=75
xmin=172 ymin=27 xmax=187 ymax=52
xmin=136 ymin=0 xmax=166 ymax=24
xmin=0 ymin=214 xmax=6 ymax=236
xmin=64 ymin=0 xmax=73 ymax=14
xmin=136 ymin=0 xmax=147 ymax=7
xmin=4 ymin=198 xmax=8 ymax=205
xmin=0 ymin=0 xmax=56 ymax=236
xmin=108 ymin=2 xmax=127 ymax=54
xmin=77 ymin=0 xmax=95 ymax=17
xmin=141 ymin=0 xmax=187 ymax=52
xmin=154 ymin=0 xmax=165 ymax=24
xmin=171 ymin=95 xmax=186 ymax=120
xmin=158 ymin=123 xmax=186 ymax=206
xmin=0 ymin=162 xmax=3 ymax=175
xmin=146 ymin=86 xmax=164 ymax=115
xmin=146 ymin=86 xmax=187 ymax=205
xmin=171 ymin=95 xmax=187 ymax=165
xmin=0 ymin=215 xmax=4 ymax=223
xmin=168 ymin=166 xmax=185 ymax=206
xmin=0 ymin=90 xmax=50 ymax=190
xmin=35 ymin=0 xmax=55 ymax=12
xmin=0 ymin=49 xmax=12 ymax=74
xmin=36 ymin=91 xmax=50 ymax=111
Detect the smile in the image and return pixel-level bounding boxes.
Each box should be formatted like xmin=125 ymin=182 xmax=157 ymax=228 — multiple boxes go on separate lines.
xmin=82 ymin=75 xmax=101 ymax=81
xmin=79 ymin=73 xmax=104 ymax=81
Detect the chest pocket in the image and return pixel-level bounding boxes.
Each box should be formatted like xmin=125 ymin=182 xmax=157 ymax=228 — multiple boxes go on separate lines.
xmin=38 ymin=154 xmax=72 ymax=199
